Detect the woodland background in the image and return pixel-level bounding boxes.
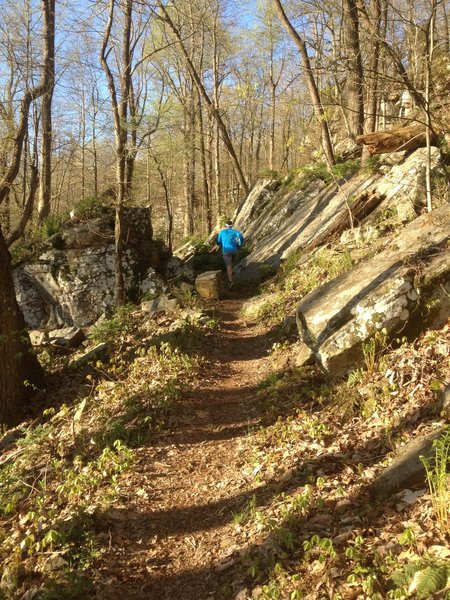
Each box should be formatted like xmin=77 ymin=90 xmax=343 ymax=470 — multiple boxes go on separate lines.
xmin=0 ymin=0 xmax=448 ymax=252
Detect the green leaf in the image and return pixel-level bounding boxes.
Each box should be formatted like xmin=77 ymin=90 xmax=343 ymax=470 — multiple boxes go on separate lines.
xmin=409 ymin=565 xmax=450 ymax=599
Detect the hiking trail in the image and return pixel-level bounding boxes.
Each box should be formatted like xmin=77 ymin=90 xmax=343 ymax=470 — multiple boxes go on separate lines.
xmin=93 ymin=295 xmax=273 ymax=600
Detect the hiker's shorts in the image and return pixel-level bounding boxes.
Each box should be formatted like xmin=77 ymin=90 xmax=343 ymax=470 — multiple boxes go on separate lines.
xmin=223 ymin=252 xmax=236 ymax=267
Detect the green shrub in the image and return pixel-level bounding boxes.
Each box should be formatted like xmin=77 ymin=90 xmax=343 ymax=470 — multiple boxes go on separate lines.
xmin=259 ymin=168 xmax=280 ymax=179
xmin=39 ymin=216 xmax=63 ymax=240
xmin=72 ymin=196 xmax=106 ymax=220
xmin=331 ymin=159 xmax=360 ymax=180
xmin=88 ymin=305 xmax=136 ymax=344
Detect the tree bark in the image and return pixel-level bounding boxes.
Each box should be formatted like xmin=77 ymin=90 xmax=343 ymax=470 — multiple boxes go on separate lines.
xmin=361 ymin=0 xmax=383 ymax=166
xmin=343 ymin=0 xmax=364 ymax=139
xmin=0 ymin=233 xmax=45 ymax=426
xmin=271 ymin=0 xmax=335 ymax=167
xmin=37 ymin=0 xmax=55 ymax=222
xmin=99 ymin=0 xmax=132 ymax=306
xmin=356 ymin=123 xmax=439 ymax=154
xmin=0 ymin=0 xmax=55 ymax=426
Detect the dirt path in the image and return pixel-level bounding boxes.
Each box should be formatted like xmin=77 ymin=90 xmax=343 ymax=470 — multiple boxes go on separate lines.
xmin=93 ymin=295 xmax=273 ymax=600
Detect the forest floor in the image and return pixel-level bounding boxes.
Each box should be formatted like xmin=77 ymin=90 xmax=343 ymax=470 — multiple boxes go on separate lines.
xmin=91 ymin=292 xmax=278 ymax=600
xmin=86 ymin=289 xmax=450 ymax=600
xmin=2 ymin=289 xmax=449 ymax=600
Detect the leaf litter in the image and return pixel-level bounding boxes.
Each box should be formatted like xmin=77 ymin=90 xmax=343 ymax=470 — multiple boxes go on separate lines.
xmin=0 ymin=299 xmax=448 ymax=600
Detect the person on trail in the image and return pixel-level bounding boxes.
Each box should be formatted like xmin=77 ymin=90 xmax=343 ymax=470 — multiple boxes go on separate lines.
xmin=216 ymin=220 xmax=244 ymax=290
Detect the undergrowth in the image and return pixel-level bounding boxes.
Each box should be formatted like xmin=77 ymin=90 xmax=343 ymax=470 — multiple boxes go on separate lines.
xmin=252 ymin=246 xmax=355 ymax=326
xmin=237 ymin=322 xmax=450 ymax=599
xmin=0 ymin=306 xmax=209 ymax=599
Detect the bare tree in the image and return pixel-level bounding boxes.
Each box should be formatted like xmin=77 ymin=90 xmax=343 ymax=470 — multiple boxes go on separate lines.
xmin=155 ymin=0 xmax=249 ymax=197
xmin=99 ymin=0 xmax=133 ymax=306
xmin=36 ymin=0 xmax=55 ymax=223
xmin=271 ymin=0 xmax=335 ymax=167
xmin=0 ymin=0 xmax=54 ymax=426
xmin=342 ymin=0 xmax=364 ymax=139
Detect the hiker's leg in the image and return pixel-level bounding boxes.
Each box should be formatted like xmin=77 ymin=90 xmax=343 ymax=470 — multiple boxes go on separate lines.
xmin=226 ymin=263 xmax=233 ymax=283
xmin=223 ymin=253 xmax=235 ymax=287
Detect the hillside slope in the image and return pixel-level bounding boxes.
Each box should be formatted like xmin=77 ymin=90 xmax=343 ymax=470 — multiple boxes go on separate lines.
xmin=1 ymin=148 xmax=449 ymax=600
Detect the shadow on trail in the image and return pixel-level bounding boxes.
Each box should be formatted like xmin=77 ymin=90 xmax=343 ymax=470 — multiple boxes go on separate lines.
xmin=92 ymin=396 xmax=433 ymax=600
xmin=210 ymin=329 xmax=272 ymax=362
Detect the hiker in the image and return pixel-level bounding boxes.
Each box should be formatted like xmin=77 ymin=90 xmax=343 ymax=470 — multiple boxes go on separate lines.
xmin=216 ymin=220 xmax=244 ymax=290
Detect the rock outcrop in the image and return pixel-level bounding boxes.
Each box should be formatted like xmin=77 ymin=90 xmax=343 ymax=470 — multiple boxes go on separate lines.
xmin=231 ymin=147 xmax=449 ymax=377
xmin=233 ymin=147 xmax=441 ymax=282
xmin=13 ymin=208 xmax=167 ymax=328
xmin=295 ymin=204 xmax=450 ymax=376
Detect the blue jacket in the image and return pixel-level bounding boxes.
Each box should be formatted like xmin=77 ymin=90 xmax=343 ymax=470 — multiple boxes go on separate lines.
xmin=217 ymin=227 xmax=244 ymax=254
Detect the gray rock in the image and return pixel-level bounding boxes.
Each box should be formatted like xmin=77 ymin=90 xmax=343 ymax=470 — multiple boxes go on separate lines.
xmin=233 ymin=147 xmax=440 ymax=280
xmin=176 ymin=281 xmax=195 ymax=293
xmin=340 ymin=224 xmax=381 ymax=247
xmin=369 ymin=427 xmax=445 ymax=500
xmin=48 ymin=327 xmax=85 ymax=348
xmin=29 ymin=330 xmax=48 ymax=346
xmin=295 ymin=204 xmax=450 ymax=376
xmin=294 ymin=342 xmax=315 ymax=367
xmin=141 ymin=295 xmax=179 ymax=316
xmin=13 ymin=207 xmax=166 ymax=328
xmin=195 ymin=270 xmax=222 ymax=299
xmin=70 ymin=343 xmax=108 ymax=369
xmin=372 ymin=147 xmax=440 ymax=223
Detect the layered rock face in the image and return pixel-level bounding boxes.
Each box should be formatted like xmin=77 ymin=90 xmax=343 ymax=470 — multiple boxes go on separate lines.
xmin=295 ymin=204 xmax=450 ymax=376
xmin=234 ymin=147 xmax=449 ymax=376
xmin=13 ymin=208 xmax=166 ymax=328
xmin=234 ymin=147 xmax=440 ymax=281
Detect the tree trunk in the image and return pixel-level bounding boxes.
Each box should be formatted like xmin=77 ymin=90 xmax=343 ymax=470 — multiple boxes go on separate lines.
xmin=356 ymin=123 xmax=439 ymax=154
xmin=183 ymin=87 xmax=196 ymax=237
xmin=0 ymin=0 xmax=55 ymax=426
xmin=272 ymin=0 xmax=335 ymax=167
xmin=197 ymin=91 xmax=212 ymax=234
xmin=343 ymin=0 xmax=364 ymax=139
xmin=361 ymin=0 xmax=383 ymax=166
xmin=99 ymin=0 xmax=132 ymax=306
xmin=0 ymin=232 xmax=45 ymax=426
xmin=37 ymin=0 xmax=55 ymax=222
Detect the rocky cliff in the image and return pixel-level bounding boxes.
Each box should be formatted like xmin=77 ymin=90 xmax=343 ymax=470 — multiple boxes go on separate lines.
xmin=13 ymin=207 xmax=168 ymax=328
xmin=235 ymin=147 xmax=449 ymax=377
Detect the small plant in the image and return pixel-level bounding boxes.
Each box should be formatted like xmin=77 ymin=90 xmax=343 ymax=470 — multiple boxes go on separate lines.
xmin=232 ymin=495 xmax=257 ymax=525
xmin=303 ymin=534 xmax=337 ymax=563
xmin=88 ymin=304 xmax=136 ymax=344
xmin=363 ymin=154 xmax=383 ymax=174
xmin=259 ymin=168 xmax=280 ymax=179
xmin=330 ymin=158 xmax=360 ymax=180
xmin=347 ymin=368 xmax=365 ymax=387
xmin=362 ymin=330 xmax=389 ymax=374
xmin=38 ymin=215 xmax=63 ymax=240
xmin=71 ymin=195 xmax=106 ymax=219
xmin=420 ymin=427 xmax=450 ymax=536
xmin=390 ymin=560 xmax=450 ymax=599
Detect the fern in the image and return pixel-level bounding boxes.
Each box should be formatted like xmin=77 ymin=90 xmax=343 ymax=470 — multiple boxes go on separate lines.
xmin=391 ymin=562 xmax=450 ymax=598
xmin=409 ymin=565 xmax=450 ymax=599
xmin=347 ymin=368 xmax=364 ymax=387
xmin=390 ymin=562 xmax=423 ymax=587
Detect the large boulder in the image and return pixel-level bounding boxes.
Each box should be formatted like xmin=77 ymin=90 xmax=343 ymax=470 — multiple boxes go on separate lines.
xmin=13 ymin=208 xmax=167 ymax=328
xmin=295 ymin=204 xmax=450 ymax=376
xmin=233 ymin=147 xmax=441 ymax=282
xmin=195 ymin=270 xmax=222 ymax=299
